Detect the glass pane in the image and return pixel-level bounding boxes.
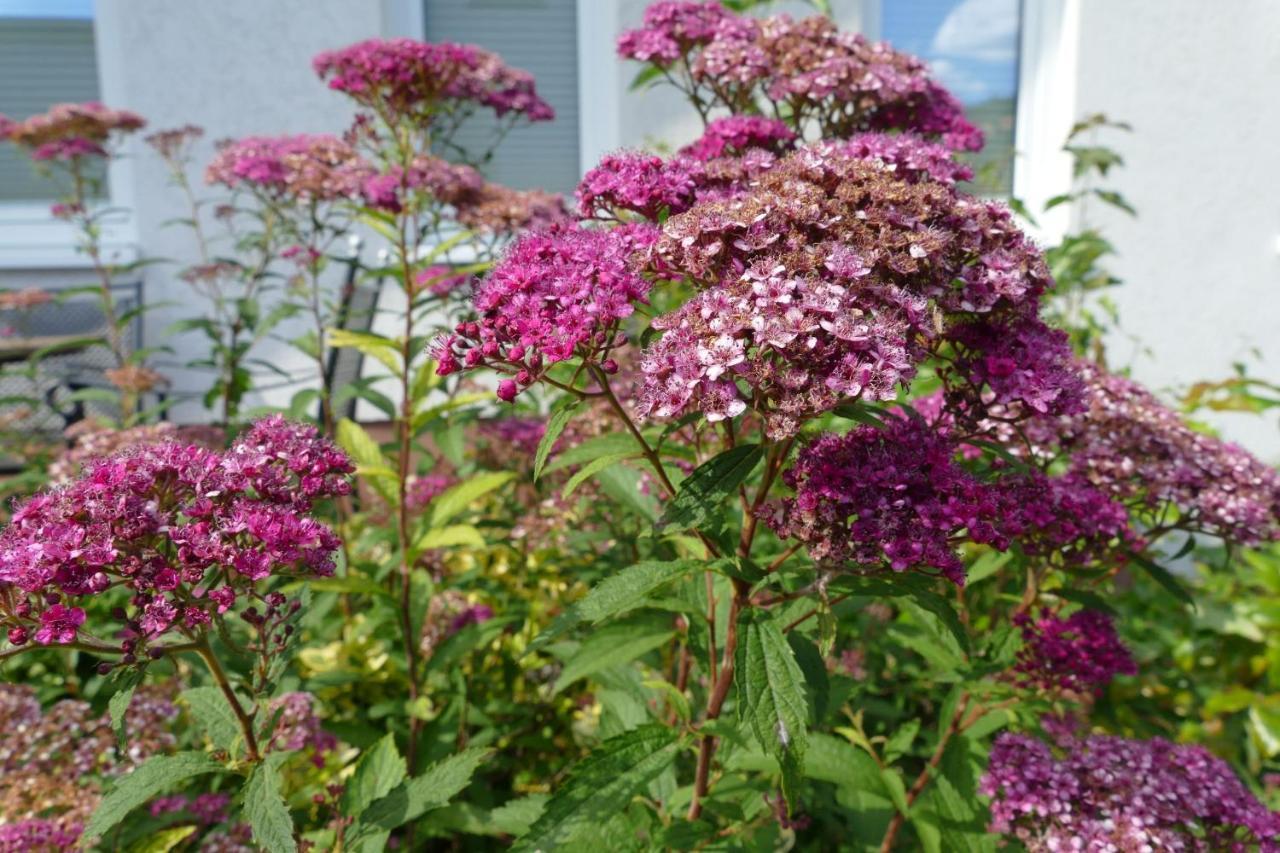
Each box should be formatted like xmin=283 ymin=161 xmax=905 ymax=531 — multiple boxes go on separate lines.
xmin=0 ymin=16 xmax=102 ymax=202
xmin=882 ymin=0 xmax=1020 ymax=196
xmin=424 ymin=0 xmax=580 ymax=195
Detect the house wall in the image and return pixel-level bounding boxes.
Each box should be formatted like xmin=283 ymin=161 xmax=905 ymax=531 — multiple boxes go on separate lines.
xmin=88 ymin=0 xmax=394 ymax=420
xmin=1074 ymin=0 xmax=1280 ymax=459
xmin=4 ymin=0 xmax=1275 ymax=459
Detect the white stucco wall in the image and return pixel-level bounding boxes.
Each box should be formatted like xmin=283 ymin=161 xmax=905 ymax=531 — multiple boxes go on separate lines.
xmin=1074 ymin=0 xmax=1280 ymax=459
xmin=91 ymin=0 xmax=394 ymax=420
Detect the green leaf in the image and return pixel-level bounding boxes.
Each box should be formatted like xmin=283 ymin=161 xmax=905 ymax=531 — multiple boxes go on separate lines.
xmin=180 ymin=686 xmax=245 ymax=758
xmin=245 ymin=754 xmax=297 ymax=853
xmin=108 ymin=667 xmax=146 ymax=754
xmin=736 ymin=611 xmax=810 ymax=810
xmin=534 ymin=398 xmax=580 ymax=481
xmin=628 ymin=64 xmax=665 ymax=92
xmin=562 ymin=451 xmax=639 ymax=498
xmin=514 ymin=726 xmax=681 ymax=852
xmin=124 ymin=825 xmax=197 ymax=853
xmin=1129 ymin=551 xmax=1196 ymax=608
xmin=327 ymin=327 xmax=401 ymax=375
xmin=830 ymin=576 xmax=970 ymax=654
xmin=427 ymin=472 xmax=514 ymax=528
xmin=409 ymin=524 xmax=485 ymax=562
xmin=82 ymin=752 xmax=223 ymax=843
xmin=532 ymin=559 xmax=697 ymax=651
xmin=352 ymin=747 xmax=490 ymax=839
xmin=656 ymin=444 xmax=763 ymax=533
xmin=341 ymin=733 xmax=406 ymax=818
xmin=553 ymin=613 xmax=675 ymax=694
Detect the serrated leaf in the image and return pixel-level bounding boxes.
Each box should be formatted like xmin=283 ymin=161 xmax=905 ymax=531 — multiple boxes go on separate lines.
xmin=830 ymin=576 xmax=970 ymax=654
xmin=531 ymin=560 xmax=698 ymax=651
xmin=562 ymin=451 xmax=638 ymax=498
xmin=427 ymin=472 xmax=514 ymax=528
xmin=180 ymin=686 xmax=244 ymax=758
xmin=657 ymin=444 xmax=762 ymax=533
xmin=109 ymin=667 xmax=146 ymax=754
xmin=341 ymin=733 xmax=406 ymax=818
xmin=83 ymin=752 xmax=223 ymax=843
xmin=736 ymin=611 xmax=809 ymax=810
xmin=534 ymin=398 xmax=580 ymax=481
xmin=352 ymin=747 xmax=490 ymax=840
xmin=514 ymin=726 xmax=680 ymax=852
xmin=245 ymin=754 xmax=296 ymax=853
xmin=553 ymin=614 xmax=675 ymax=694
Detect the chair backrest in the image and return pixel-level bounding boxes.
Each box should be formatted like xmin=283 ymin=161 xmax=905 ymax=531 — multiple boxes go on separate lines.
xmin=323 ymin=241 xmax=382 ymax=422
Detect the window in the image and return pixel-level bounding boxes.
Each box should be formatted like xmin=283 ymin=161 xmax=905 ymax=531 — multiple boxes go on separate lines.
xmin=0 ymin=0 xmax=100 ymax=202
xmin=876 ymin=0 xmax=1022 ymax=196
xmin=423 ymin=0 xmax=581 ymax=195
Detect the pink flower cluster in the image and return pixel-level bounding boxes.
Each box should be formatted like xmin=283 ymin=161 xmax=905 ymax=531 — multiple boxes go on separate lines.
xmin=1031 ymin=363 xmax=1280 ymax=545
xmin=635 ymin=143 xmax=1059 ymax=437
xmin=313 ymin=38 xmax=554 ymax=126
xmin=1 ymin=101 xmax=145 ymax=161
xmin=267 ymin=691 xmax=338 ymax=767
xmin=1014 ymin=609 xmax=1137 ymax=693
xmin=982 ymin=730 xmax=1280 ymax=851
xmin=358 ymin=153 xmax=569 ymax=231
xmin=435 ymin=223 xmax=659 ymax=401
xmin=762 ymin=417 xmax=1011 ymax=585
xmin=205 ymin=134 xmax=370 ymax=202
xmin=0 ymin=416 xmax=352 ymax=652
xmin=678 ymin=115 xmax=796 ymax=160
xmin=577 ymin=117 xmax=798 ymax=221
xmin=618 ymin=4 xmax=982 ymax=148
xmin=406 ymin=473 xmax=455 ymax=513
xmin=577 ymin=151 xmax=700 ymax=220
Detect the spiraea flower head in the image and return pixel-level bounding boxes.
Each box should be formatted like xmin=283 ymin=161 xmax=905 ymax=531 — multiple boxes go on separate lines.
xmin=435 ymin=223 xmax=659 ymax=401
xmin=313 ymin=38 xmax=554 ymax=127
xmin=2 ymin=101 xmax=145 ymax=161
xmin=205 ymin=134 xmax=371 ymax=202
xmin=1014 ymin=608 xmax=1138 ymax=693
xmin=982 ymin=730 xmax=1280 ymax=851
xmin=0 ymin=416 xmax=351 ymax=652
xmin=636 ymin=142 xmax=1059 ymax=437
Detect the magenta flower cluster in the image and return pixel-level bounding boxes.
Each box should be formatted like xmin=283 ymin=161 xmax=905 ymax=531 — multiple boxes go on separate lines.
xmin=1025 ymin=362 xmax=1280 ymax=545
xmin=679 ymin=115 xmax=796 ymax=160
xmin=1 ymin=101 xmax=145 ymax=162
xmin=313 ymin=38 xmax=554 ymax=125
xmin=204 ymin=134 xmax=371 ymax=202
xmin=982 ymin=730 xmax=1280 ymax=851
xmin=763 ymin=417 xmax=1011 ymax=585
xmin=1014 ymin=609 xmax=1138 ymax=693
xmin=618 ymin=3 xmax=982 ymax=148
xmin=634 ymin=142 xmax=1062 ymax=438
xmin=436 ymin=223 xmax=659 ymax=401
xmin=0 ymin=416 xmax=352 ymax=652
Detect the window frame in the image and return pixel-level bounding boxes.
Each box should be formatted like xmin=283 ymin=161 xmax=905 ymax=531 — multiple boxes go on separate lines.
xmin=0 ymin=6 xmax=138 ymax=269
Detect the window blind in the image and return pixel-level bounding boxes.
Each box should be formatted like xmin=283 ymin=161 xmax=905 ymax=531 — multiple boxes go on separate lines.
xmin=0 ymin=17 xmax=101 ymax=202
xmin=424 ymin=0 xmax=580 ymax=195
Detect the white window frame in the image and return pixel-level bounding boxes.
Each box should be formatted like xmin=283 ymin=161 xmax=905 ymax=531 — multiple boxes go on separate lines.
xmin=0 ymin=5 xmax=138 ymax=269
xmin=859 ymin=0 xmax=1081 ymax=242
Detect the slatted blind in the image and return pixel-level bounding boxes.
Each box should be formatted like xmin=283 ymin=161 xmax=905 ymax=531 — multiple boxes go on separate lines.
xmin=424 ymin=0 xmax=580 ymax=194
xmin=0 ymin=17 xmax=101 ymax=201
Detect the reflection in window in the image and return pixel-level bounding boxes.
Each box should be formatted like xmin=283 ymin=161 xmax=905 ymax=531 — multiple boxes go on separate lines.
xmin=881 ymin=0 xmax=1021 ymax=196
xmin=0 ymin=0 xmax=100 ymax=202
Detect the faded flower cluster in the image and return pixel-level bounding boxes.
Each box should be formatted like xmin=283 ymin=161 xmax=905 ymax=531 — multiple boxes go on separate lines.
xmin=982 ymin=729 xmax=1280 ymax=851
